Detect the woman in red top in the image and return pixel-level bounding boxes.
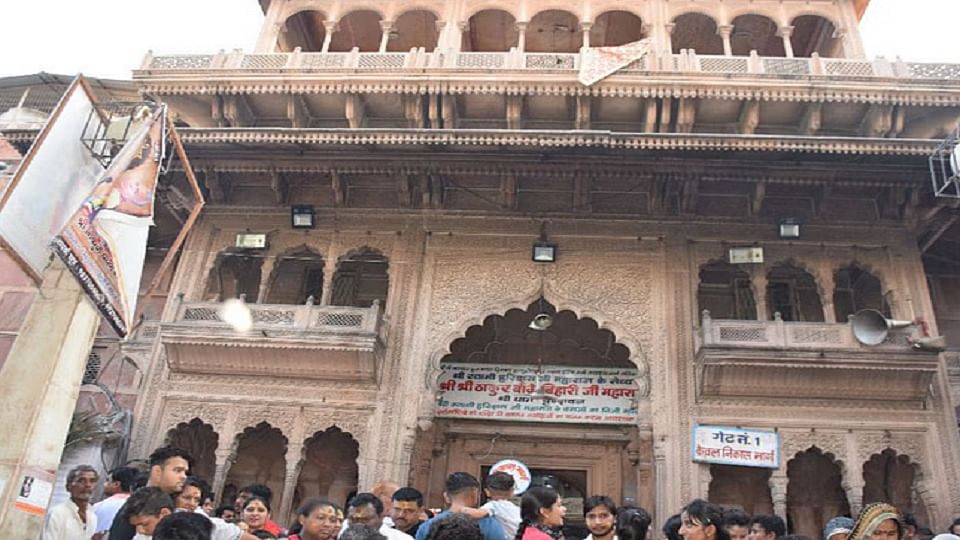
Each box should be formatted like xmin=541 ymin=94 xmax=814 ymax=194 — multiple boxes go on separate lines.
xmin=286 ymin=498 xmax=342 ymax=540
xmin=515 ymin=487 xmax=566 ymax=540
xmin=242 ymin=496 xmax=281 ymax=536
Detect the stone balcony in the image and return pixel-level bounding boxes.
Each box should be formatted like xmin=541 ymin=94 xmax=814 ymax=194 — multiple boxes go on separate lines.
xmin=160 ymin=300 xmax=383 ymax=381
xmin=137 ymin=48 xmax=960 ymax=82
xmin=132 ymin=49 xmax=960 ymax=149
xmin=695 ymin=312 xmax=940 ymax=405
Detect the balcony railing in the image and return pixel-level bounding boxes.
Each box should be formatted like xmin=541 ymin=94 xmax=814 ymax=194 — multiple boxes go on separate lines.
xmin=137 ymin=48 xmax=960 ymax=82
xmin=171 ymin=300 xmax=380 ymax=335
xmin=160 ymin=300 xmax=383 ymax=381
xmin=699 ymin=310 xmax=874 ymax=351
xmin=695 ymin=311 xmax=940 ymax=403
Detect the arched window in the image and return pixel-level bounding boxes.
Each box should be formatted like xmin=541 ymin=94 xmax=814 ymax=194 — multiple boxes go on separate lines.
xmin=698 ymin=261 xmax=756 ymax=320
xmin=766 ymin=263 xmax=824 ymax=322
xmin=671 ymin=13 xmax=723 ymax=55
xmin=330 ymin=10 xmax=382 ymax=52
xmin=463 ymin=10 xmax=518 ymax=52
xmin=165 ymin=419 xmax=219 ymax=482
xmin=278 ymin=10 xmax=327 ymax=52
xmin=264 ymin=249 xmax=324 ymax=305
xmin=293 ymin=427 xmax=359 ymax=514
xmin=708 ymin=464 xmax=773 ymax=515
xmin=833 ymin=265 xmax=890 ymax=322
xmin=331 ymin=249 xmax=389 ymax=308
xmin=389 ymin=10 xmax=439 ymax=52
xmin=730 ymin=14 xmax=785 ymax=57
xmin=526 ymin=10 xmax=581 ymax=53
xmin=786 ymin=448 xmax=850 ymax=540
xmin=205 ymin=252 xmax=262 ymax=302
xmin=791 ymin=15 xmax=843 ymax=58
xmin=225 ymin=423 xmax=287 ymax=508
xmin=591 ymin=11 xmax=645 ymax=47
xmin=862 ymin=449 xmax=923 ymax=520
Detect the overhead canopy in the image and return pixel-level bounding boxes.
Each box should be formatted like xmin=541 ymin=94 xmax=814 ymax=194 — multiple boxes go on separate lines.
xmin=0 ymin=72 xmax=136 ymax=117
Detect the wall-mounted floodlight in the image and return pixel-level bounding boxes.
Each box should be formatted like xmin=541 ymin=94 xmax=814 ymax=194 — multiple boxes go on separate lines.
xmin=291 ymin=205 xmax=315 ymax=229
xmin=532 ymin=241 xmax=557 ymax=263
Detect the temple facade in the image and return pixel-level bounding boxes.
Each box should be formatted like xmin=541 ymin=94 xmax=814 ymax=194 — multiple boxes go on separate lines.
xmin=119 ymin=0 xmax=960 ymax=536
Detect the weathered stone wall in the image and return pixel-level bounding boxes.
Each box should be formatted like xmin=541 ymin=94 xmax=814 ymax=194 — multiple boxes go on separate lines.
xmin=128 ymin=210 xmax=960 ymax=527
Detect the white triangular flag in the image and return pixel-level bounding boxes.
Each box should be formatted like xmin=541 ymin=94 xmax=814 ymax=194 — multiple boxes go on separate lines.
xmin=578 ymin=39 xmax=654 ymax=86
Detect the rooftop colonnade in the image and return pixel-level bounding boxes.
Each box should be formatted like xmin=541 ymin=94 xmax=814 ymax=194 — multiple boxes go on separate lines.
xmin=253 ymin=0 xmax=864 ymax=59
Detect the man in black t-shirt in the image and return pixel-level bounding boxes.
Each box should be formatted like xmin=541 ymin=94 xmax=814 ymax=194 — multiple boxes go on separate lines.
xmin=109 ymin=446 xmax=192 ymax=540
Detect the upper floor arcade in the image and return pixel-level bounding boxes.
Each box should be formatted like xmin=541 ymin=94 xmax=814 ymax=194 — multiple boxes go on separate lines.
xmin=692 ymin=253 xmax=941 ymax=407
xmin=254 ymin=0 xmax=867 ymax=60
xmin=159 ymin=237 xmax=391 ymax=382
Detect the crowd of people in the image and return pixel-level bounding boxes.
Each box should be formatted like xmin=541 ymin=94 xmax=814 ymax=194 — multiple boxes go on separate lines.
xmin=42 ymin=445 xmax=960 ymax=540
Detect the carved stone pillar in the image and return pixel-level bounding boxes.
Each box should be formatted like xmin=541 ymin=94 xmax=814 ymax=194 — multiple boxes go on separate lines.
xmin=278 ymin=451 xmax=304 ymax=523
xmin=433 ymin=20 xmax=447 ymax=52
xmin=517 ymin=22 xmax=528 ymax=52
xmin=257 ymin=256 xmax=276 ymax=304
xmin=843 ymin=475 xmax=864 ymax=516
xmin=654 ymin=442 xmax=668 ymax=529
xmin=580 ymin=22 xmax=593 ymax=48
xmin=278 ymin=411 xmax=308 ymax=520
xmin=379 ymin=21 xmax=394 ymax=53
xmin=321 ymin=21 xmax=338 ymax=53
xmin=769 ymin=471 xmax=788 ymax=520
xmin=320 ymin=255 xmax=337 ymax=305
xmin=698 ymin=463 xmax=712 ymax=499
xmin=663 ymin=23 xmax=676 ymax=57
xmin=843 ymin=433 xmax=864 ymax=515
xmin=253 ymin=3 xmax=285 ymax=53
xmin=718 ymin=25 xmax=733 ymax=56
xmin=821 ymin=264 xmax=838 ymax=323
xmin=835 ymin=28 xmax=854 ymax=58
xmin=396 ymin=429 xmax=418 ymax=486
xmin=212 ymin=448 xmax=236 ymax=506
xmin=778 ymin=26 xmax=795 ymax=58
xmin=752 ymin=270 xmax=769 ymax=321
xmin=914 ymin=479 xmax=939 ymax=528
xmin=457 ymin=21 xmax=469 ymax=51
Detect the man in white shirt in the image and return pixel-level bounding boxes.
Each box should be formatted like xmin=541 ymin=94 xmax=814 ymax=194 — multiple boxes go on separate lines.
xmin=42 ymin=465 xmax=100 ymax=540
xmin=584 ymin=495 xmax=618 ymax=540
xmin=93 ymin=466 xmax=138 ymax=538
xmin=344 ymin=492 xmax=414 ymax=540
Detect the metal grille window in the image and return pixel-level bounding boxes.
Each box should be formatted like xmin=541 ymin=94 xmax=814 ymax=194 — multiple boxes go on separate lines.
xmin=766 ymin=264 xmax=824 ymax=322
xmin=833 ymin=266 xmax=890 ymax=321
xmin=82 ymin=352 xmax=101 ymax=384
xmin=698 ymin=261 xmax=757 ymax=320
xmin=331 ymin=250 xmax=389 ymax=308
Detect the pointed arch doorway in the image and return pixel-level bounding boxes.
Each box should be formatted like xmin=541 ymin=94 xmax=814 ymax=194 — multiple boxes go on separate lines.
xmin=410 ymin=299 xmax=652 ymax=525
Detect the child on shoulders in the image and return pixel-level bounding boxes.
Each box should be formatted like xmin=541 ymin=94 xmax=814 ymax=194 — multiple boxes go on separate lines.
xmin=453 ymin=472 xmax=521 ymax=539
